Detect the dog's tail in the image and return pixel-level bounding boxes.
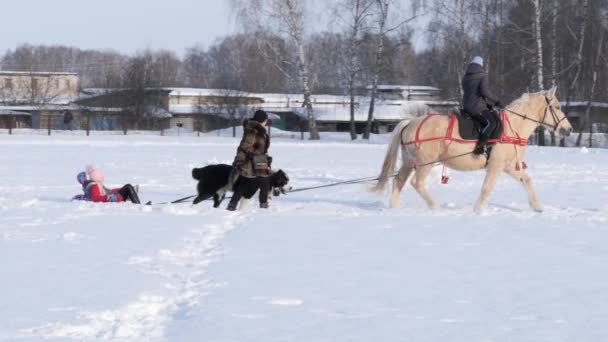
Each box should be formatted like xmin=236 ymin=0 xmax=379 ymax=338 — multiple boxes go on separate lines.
xmin=192 ymin=168 xmax=204 ymax=181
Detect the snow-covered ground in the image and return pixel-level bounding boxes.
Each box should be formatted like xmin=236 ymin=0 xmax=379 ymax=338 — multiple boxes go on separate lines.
xmin=0 ymin=133 xmax=607 ymax=342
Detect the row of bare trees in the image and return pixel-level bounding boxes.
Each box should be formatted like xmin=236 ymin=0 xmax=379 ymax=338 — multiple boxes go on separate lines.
xmin=420 ymin=0 xmax=608 ymax=146
xmin=1 ymin=0 xmax=607 ymax=142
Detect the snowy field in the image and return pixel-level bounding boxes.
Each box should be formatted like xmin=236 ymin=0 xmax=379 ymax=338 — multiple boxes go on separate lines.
xmin=0 ymin=133 xmax=607 ymax=342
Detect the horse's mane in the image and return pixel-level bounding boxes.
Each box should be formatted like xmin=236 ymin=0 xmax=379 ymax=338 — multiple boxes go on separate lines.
xmin=507 ymin=90 xmax=547 ymax=110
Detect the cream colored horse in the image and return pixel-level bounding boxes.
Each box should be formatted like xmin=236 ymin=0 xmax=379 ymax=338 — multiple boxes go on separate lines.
xmin=372 ymin=86 xmax=573 ymax=212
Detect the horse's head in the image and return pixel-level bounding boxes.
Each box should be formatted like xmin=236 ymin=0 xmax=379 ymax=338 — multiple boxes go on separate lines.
xmin=541 ymin=86 xmax=573 ymax=137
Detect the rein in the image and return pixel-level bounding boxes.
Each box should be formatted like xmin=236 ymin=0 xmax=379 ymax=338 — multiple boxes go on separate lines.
xmin=501 ymin=97 xmax=566 ymax=131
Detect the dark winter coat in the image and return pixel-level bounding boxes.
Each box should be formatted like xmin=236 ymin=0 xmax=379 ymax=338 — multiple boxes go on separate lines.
xmin=233 ymin=120 xmax=270 ymax=178
xmin=461 ymin=63 xmax=500 ymax=115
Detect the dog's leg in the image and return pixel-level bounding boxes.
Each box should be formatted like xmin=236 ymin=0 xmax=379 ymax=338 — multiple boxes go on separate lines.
xmin=213 ymin=189 xmax=227 ymax=208
xmin=193 ymin=193 xmax=213 ymax=205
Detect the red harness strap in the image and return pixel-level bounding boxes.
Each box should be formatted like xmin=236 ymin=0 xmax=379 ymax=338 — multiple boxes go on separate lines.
xmin=402 ymin=112 xmax=528 ymax=147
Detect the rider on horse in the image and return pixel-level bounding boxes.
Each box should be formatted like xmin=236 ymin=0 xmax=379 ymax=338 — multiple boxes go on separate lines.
xmin=461 ymin=56 xmax=503 ymax=155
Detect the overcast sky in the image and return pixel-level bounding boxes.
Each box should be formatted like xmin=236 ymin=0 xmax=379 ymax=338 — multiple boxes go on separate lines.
xmin=1 ymin=0 xmax=235 ymax=55
xmin=1 ymin=0 xmax=428 ymax=56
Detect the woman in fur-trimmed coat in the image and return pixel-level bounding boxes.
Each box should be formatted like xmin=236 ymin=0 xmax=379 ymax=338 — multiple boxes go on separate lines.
xmin=227 ymin=110 xmax=272 ymax=210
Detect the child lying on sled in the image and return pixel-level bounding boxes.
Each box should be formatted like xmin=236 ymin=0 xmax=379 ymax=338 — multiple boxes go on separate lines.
xmin=72 ymin=165 xmax=140 ymax=204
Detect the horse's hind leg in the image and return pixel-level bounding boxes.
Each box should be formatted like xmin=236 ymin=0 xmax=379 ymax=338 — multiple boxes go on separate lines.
xmin=411 ymin=165 xmax=438 ymax=209
xmin=390 ymin=166 xmax=414 ymax=208
xmin=504 ymin=167 xmax=542 ymax=212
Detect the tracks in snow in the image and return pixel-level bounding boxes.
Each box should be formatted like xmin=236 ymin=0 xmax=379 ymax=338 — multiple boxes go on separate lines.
xmin=24 ymin=209 xmax=252 ymax=341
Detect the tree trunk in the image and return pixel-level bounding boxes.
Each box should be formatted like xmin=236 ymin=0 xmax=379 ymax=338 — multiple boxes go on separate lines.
xmin=349 ymin=76 xmax=357 ymax=140
xmin=579 ymin=12 xmax=602 ymax=148
xmin=569 ymin=0 xmax=590 ymax=146
xmin=346 ymin=0 xmax=366 ymax=140
xmin=364 ymin=0 xmax=389 ymax=140
xmin=550 ymin=0 xmax=558 ymax=146
xmin=348 ymin=30 xmax=359 ymax=141
xmin=295 ymin=32 xmax=319 ymax=140
xmin=531 ymin=0 xmax=545 ymax=146
xmin=364 ymin=71 xmax=380 ymax=139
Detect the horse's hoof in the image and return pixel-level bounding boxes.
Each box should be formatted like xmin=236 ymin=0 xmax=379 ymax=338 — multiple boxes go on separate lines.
xmin=533 ymin=208 xmax=543 ymax=213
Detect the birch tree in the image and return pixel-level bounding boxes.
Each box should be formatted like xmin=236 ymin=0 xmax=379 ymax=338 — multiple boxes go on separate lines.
xmin=549 ymin=0 xmax=559 ymax=145
xmin=231 ymin=0 xmax=321 ymax=139
xmin=363 ymin=0 xmax=390 ymax=139
xmin=335 ymin=0 xmax=374 ymax=140
xmin=364 ymin=0 xmax=420 ymax=139
xmin=429 ymin=0 xmax=477 ymax=102
xmin=559 ymin=0 xmax=590 ymax=146
xmin=581 ymin=26 xmax=604 ymax=147
xmin=530 ymin=0 xmax=547 ymax=145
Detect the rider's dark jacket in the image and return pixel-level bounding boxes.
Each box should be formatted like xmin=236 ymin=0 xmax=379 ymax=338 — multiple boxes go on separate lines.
xmin=461 ymin=63 xmax=499 ymax=115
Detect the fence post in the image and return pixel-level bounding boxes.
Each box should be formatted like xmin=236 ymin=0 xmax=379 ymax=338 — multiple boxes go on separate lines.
xmin=8 ymin=115 xmax=13 ymax=135
xmin=86 ymin=112 xmax=90 ymax=136
xmin=123 ymin=115 xmax=128 ymax=135
xmin=47 ymin=115 xmax=52 ymax=136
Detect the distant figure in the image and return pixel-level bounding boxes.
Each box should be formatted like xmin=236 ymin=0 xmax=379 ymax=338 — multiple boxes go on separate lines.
xmin=461 ymin=56 xmax=503 ymax=155
xmin=72 ymin=165 xmax=140 ymax=204
xmin=63 ymin=111 xmax=73 ymax=130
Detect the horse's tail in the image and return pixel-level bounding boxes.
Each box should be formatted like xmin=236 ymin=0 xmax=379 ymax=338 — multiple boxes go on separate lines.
xmin=371 ymin=119 xmax=411 ymax=193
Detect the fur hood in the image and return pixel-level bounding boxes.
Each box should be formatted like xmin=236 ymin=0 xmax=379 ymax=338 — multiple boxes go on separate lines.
xmin=242 ymin=119 xmax=267 ymax=133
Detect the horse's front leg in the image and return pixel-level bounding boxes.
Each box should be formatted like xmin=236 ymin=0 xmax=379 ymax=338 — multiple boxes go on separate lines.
xmin=473 ymin=165 xmax=503 ymax=212
xmin=411 ymin=164 xmax=438 ymax=209
xmin=505 ymin=167 xmax=542 ymax=212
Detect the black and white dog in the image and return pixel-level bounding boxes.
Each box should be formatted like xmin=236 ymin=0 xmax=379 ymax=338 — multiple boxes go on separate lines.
xmin=191 ymin=164 xmax=290 ymax=207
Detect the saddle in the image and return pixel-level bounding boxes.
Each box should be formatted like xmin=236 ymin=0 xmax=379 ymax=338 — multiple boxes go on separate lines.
xmin=457 ymin=109 xmax=503 ymax=142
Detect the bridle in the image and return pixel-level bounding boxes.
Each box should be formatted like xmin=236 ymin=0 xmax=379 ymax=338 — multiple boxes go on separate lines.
xmin=502 ymin=96 xmax=567 ymax=131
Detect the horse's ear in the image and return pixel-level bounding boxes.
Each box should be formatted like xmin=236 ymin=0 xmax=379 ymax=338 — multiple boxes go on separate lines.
xmin=547 ymin=86 xmax=557 ymax=99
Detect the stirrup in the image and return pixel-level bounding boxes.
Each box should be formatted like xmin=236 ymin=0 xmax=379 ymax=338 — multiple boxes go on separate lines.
xmin=473 ymin=144 xmax=486 ymax=155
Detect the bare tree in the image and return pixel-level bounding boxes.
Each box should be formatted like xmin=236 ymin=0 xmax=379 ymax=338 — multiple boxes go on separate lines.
xmin=530 ymin=0 xmax=546 ymax=145
xmin=426 ymin=0 xmax=479 ymax=105
xmin=363 ymin=0 xmax=390 ymax=140
xmin=335 ymin=0 xmax=374 ymax=140
xmin=548 ymin=0 xmax=559 ymax=145
xmin=231 ymin=0 xmax=321 ymax=139
xmin=123 ymin=53 xmax=155 ymax=130
xmin=563 ymin=0 xmax=590 ymax=146
xmin=364 ymin=0 xmax=420 ymax=139
xmin=579 ymin=0 xmax=602 ymax=147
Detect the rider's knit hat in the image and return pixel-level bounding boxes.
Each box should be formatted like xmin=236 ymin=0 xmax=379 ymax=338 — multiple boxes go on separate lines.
xmin=471 ymin=56 xmax=484 ymax=66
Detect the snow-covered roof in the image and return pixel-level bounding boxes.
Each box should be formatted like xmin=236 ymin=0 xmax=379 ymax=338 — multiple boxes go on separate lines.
xmin=78 ymin=87 xmax=455 ymax=121
xmin=560 ymin=101 xmax=608 ymax=108
xmin=311 ymin=100 xmax=432 ymax=122
xmin=165 ymin=88 xmax=258 ymax=99
xmin=0 ymin=109 xmax=31 ymax=116
xmin=0 ymin=104 xmax=123 ymax=112
xmin=0 ymin=94 xmax=79 ymax=106
xmin=370 ymin=85 xmax=441 ymax=91
xmin=0 ymin=71 xmax=78 ymax=76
